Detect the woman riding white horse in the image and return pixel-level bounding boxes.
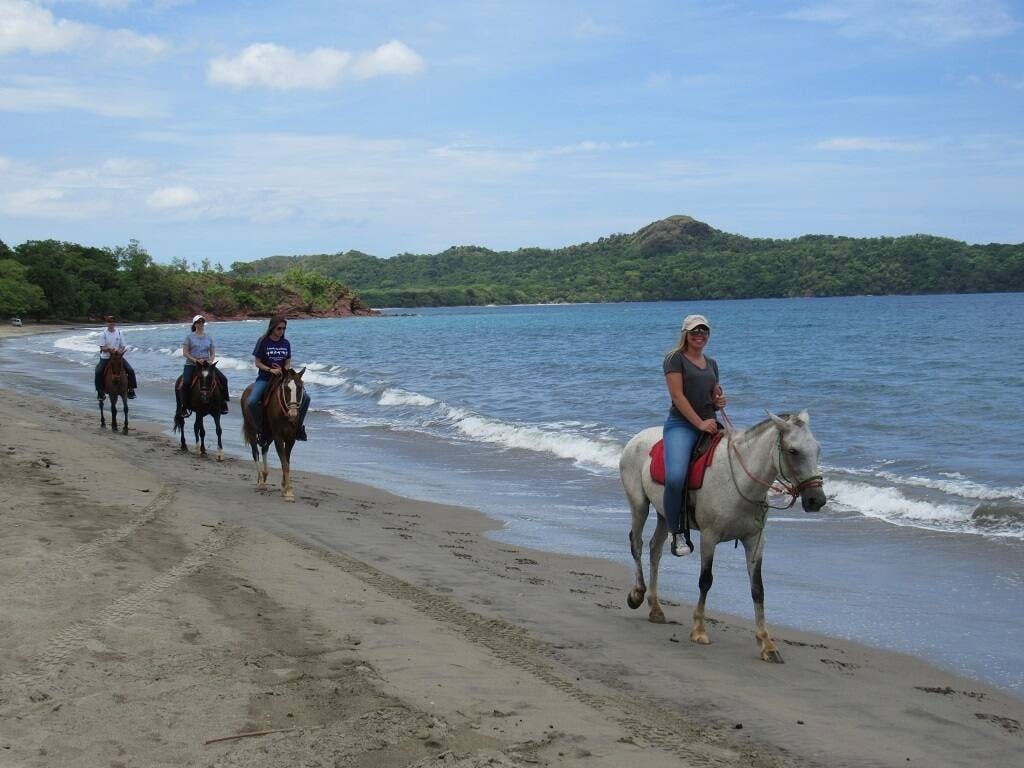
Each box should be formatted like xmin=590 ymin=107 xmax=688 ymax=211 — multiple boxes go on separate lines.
xmin=661 ymin=314 xmax=726 ymax=556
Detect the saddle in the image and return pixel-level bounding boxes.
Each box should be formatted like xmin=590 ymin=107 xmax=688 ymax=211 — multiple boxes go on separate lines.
xmin=649 ymin=429 xmax=725 ymax=490
xmin=649 ymin=427 xmax=725 ymax=547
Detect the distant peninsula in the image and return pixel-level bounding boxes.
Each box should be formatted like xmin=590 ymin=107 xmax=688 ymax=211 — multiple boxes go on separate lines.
xmin=231 ymin=215 xmax=1024 ymax=307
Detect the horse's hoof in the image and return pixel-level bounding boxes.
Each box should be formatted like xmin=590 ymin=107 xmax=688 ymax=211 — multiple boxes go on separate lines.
xmin=282 ymin=494 xmax=295 ymax=503
xmin=626 ymin=590 xmax=645 ymax=610
xmin=761 ymin=649 xmax=784 ymax=664
xmin=648 ymin=611 xmax=667 ymax=624
xmin=216 ymin=452 xmax=224 ymax=462
xmin=690 ymin=631 xmax=711 ymax=645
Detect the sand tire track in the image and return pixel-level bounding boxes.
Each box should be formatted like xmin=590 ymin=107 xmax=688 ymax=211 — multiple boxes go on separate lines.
xmin=281 ymin=534 xmax=796 ymax=768
xmin=6 ymin=523 xmax=237 ymax=691
xmin=7 ymin=485 xmax=176 ymax=590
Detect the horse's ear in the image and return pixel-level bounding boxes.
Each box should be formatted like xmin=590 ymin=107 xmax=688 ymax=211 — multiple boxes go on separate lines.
xmin=766 ymin=411 xmax=792 ymax=432
xmin=210 ymin=360 xmax=218 ymax=368
xmin=296 ymin=367 xmax=306 ymax=379
xmin=794 ymin=409 xmax=809 ymax=427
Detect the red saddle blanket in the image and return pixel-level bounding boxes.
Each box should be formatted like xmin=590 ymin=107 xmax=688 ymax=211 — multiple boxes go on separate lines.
xmin=649 ymin=432 xmax=725 ymax=489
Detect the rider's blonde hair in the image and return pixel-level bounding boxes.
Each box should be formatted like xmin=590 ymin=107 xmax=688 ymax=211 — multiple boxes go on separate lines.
xmin=663 ymin=330 xmax=693 ymax=364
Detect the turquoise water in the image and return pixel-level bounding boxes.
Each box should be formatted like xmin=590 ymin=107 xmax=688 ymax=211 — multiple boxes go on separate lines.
xmin=4 ymin=293 xmax=1023 ymax=695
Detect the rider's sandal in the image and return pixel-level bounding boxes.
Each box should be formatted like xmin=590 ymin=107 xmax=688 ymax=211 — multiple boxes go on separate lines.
xmin=670 ymin=533 xmax=694 ymax=557
xmin=296 ymin=425 xmax=307 ymax=441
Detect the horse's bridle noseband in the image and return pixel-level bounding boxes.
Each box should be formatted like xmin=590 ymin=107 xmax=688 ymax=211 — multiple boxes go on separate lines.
xmin=275 ymin=376 xmax=303 ymax=417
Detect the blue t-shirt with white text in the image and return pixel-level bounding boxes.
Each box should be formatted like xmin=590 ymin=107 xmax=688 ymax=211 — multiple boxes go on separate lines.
xmin=253 ymin=336 xmax=291 ymax=380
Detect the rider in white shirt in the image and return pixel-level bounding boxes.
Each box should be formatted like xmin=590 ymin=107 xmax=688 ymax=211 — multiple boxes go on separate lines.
xmin=95 ymin=315 xmax=138 ymax=399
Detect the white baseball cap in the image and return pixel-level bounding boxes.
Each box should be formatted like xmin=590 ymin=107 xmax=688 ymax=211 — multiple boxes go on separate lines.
xmin=192 ymin=314 xmax=206 ymax=324
xmin=681 ymin=314 xmax=710 ymax=332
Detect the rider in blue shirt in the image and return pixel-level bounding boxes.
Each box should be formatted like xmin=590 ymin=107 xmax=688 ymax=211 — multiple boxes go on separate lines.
xmin=246 ymin=316 xmax=310 ymax=440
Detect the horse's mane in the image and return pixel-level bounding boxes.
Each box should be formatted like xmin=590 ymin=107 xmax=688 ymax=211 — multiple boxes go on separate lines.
xmin=734 ymin=413 xmax=798 ymax=443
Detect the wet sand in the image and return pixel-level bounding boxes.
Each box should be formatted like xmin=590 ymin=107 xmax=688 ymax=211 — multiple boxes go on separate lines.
xmin=0 ymin=389 xmax=1021 ymax=767
xmin=0 ymin=323 xmax=78 ymax=340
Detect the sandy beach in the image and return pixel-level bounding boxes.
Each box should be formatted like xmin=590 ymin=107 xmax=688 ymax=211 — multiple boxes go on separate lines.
xmin=0 ymin=387 xmax=1021 ymax=768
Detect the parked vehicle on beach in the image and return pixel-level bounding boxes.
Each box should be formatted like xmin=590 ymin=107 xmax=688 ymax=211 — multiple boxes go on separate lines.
xmin=10 ymin=317 xmax=22 ymax=327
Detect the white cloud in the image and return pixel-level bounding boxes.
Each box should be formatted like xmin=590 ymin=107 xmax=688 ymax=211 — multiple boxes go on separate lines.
xmin=0 ymin=0 xmax=88 ymax=53
xmin=147 ymin=185 xmax=200 ymax=209
xmin=0 ymin=0 xmax=167 ymax=55
xmin=208 ymin=40 xmax=423 ymax=90
xmin=815 ymin=136 xmax=930 ymax=151
xmin=351 ymin=40 xmax=424 ymax=79
xmin=429 ymin=139 xmax=641 ymax=172
xmin=0 ymin=77 xmax=162 ymax=117
xmin=787 ymin=0 xmax=1019 ymax=44
xmin=549 ymin=140 xmax=639 ymax=155
xmin=1 ymin=185 xmax=109 ymax=219
xmin=208 ymin=44 xmax=351 ymax=90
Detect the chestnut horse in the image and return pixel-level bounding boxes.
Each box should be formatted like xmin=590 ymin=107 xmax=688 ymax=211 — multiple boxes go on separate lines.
xmin=99 ymin=349 xmax=130 ymax=434
xmin=173 ymin=360 xmax=226 ymax=461
xmin=241 ymin=368 xmax=306 ymax=502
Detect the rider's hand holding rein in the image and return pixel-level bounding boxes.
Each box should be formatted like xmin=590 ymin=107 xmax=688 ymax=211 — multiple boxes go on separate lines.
xmin=713 ymin=384 xmax=727 ymax=411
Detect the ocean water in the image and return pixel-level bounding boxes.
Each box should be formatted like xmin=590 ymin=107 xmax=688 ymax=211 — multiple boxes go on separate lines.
xmin=3 ymin=294 xmax=1022 ymax=696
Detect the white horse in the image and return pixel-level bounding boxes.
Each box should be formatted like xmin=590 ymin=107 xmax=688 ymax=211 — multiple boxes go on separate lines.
xmin=619 ymin=411 xmax=826 ymax=662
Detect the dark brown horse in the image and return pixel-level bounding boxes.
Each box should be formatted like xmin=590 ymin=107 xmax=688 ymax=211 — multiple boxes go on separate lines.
xmin=173 ymin=361 xmax=226 ymax=461
xmin=99 ymin=349 xmax=129 ymax=433
xmin=241 ymin=368 xmax=306 ymax=502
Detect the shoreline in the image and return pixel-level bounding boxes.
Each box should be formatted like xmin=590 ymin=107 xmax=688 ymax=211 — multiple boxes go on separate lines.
xmin=3 ymin=324 xmax=1022 ymax=695
xmin=1 ymin=387 xmax=1022 ymax=766
xmin=0 ymin=322 xmax=82 ymax=339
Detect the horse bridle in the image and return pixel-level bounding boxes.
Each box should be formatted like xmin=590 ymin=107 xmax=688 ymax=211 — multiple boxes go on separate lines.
xmin=727 ymin=430 xmax=824 ymax=511
xmin=274 ymin=375 xmax=303 ymax=417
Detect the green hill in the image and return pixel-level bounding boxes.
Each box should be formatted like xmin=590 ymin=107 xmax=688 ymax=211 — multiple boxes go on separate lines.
xmin=0 ymin=239 xmax=375 ymax=322
xmin=230 ymin=215 xmax=1024 ymax=307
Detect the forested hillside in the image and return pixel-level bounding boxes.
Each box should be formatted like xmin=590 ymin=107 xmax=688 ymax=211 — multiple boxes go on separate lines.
xmin=231 ymin=216 xmax=1024 ymax=307
xmin=0 ymin=239 xmax=375 ymax=321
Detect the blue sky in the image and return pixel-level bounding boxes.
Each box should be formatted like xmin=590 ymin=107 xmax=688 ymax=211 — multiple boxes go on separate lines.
xmin=1 ymin=0 xmax=1022 ymax=265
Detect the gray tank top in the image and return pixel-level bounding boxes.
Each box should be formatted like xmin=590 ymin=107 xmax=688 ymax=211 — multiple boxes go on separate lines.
xmin=663 ymin=351 xmax=719 ymax=421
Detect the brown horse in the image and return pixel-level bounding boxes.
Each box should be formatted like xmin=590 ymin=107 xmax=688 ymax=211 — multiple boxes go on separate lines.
xmin=241 ymin=368 xmax=306 ymax=502
xmin=99 ymin=350 xmax=130 ymax=433
xmin=173 ymin=361 xmax=226 ymax=461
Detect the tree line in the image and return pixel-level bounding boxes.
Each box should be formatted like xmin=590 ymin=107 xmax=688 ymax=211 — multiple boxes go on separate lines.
xmin=231 ymin=216 xmax=1024 ymax=307
xmin=0 ymin=238 xmax=368 ymax=321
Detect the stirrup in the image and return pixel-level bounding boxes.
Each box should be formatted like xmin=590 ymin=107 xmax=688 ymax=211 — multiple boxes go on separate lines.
xmin=127 ymin=389 xmax=137 ymax=399
xmin=670 ymin=533 xmax=694 ymax=557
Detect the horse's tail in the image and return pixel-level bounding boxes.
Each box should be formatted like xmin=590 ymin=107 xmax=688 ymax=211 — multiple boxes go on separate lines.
xmin=173 ymin=412 xmax=184 ymax=433
xmin=241 ymin=420 xmax=254 ymax=449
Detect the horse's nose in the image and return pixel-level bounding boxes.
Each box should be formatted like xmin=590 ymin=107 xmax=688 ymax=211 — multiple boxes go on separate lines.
xmin=802 ymin=489 xmax=827 ymax=512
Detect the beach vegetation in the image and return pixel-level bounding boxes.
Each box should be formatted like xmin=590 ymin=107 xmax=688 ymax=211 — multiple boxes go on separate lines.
xmin=3 ymin=238 xmax=372 ymax=321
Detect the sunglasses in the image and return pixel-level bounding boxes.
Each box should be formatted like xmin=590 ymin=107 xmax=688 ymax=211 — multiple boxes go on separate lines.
xmin=688 ymin=327 xmax=710 ymax=336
